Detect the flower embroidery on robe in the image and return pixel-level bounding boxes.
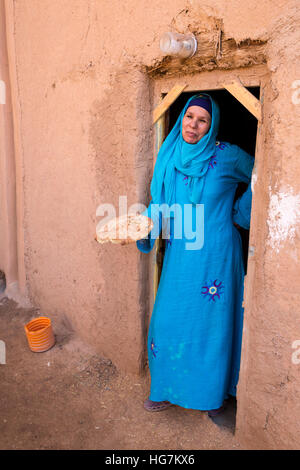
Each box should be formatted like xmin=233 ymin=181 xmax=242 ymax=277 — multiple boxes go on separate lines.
xmin=207 ymin=141 xmax=227 ymax=171
xmin=183 ymin=175 xmax=189 ymax=186
xmin=216 ymin=141 xmax=227 ymax=150
xmin=201 ymin=279 xmax=224 ymax=302
xmin=165 ymin=237 xmax=172 ymax=248
xmin=208 ymin=153 xmax=217 ymax=170
xmin=150 ymin=339 xmax=158 ymax=358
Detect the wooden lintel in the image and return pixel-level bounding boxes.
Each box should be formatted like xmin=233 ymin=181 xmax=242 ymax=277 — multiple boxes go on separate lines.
xmin=222 ymin=78 xmax=262 ymax=121
xmin=153 ymin=83 xmax=187 ymax=124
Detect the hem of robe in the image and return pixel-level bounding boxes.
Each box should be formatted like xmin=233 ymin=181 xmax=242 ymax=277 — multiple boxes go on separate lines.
xmin=149 ymin=389 xmax=236 ymax=411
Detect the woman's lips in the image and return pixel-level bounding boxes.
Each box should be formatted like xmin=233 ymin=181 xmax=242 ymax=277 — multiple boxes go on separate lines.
xmin=187 ymin=132 xmax=197 ymax=137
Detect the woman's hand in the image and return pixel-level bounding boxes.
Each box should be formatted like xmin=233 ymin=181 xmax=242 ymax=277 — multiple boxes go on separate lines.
xmin=120 ymin=239 xmax=133 ymax=246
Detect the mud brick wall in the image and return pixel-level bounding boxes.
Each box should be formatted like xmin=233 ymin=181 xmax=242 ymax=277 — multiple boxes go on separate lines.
xmin=1 ymin=0 xmax=300 ymax=449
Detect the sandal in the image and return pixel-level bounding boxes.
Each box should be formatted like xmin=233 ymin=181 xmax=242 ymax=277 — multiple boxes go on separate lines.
xmin=143 ymin=398 xmax=173 ymax=412
xmin=207 ymin=404 xmax=226 ymax=417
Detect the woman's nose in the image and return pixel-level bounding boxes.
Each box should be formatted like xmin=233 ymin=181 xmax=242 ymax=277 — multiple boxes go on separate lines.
xmin=190 ymin=119 xmax=197 ymax=128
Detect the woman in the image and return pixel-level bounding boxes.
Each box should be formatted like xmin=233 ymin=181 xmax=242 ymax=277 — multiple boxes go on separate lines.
xmin=136 ymin=94 xmax=254 ymax=417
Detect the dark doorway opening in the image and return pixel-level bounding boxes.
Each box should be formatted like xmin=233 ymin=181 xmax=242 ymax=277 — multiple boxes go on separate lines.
xmin=162 ymin=87 xmax=259 ymax=433
xmin=166 ymin=87 xmax=259 ymax=275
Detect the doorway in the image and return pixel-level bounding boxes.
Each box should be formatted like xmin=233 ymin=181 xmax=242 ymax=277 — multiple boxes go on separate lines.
xmin=154 ymin=86 xmax=259 ymax=431
xmin=161 ymin=87 xmax=259 ymax=276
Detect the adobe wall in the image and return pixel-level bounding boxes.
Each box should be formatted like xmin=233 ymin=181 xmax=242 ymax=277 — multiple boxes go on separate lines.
xmin=236 ymin=6 xmax=300 ymax=449
xmin=0 ymin=0 xmax=18 ymax=289
xmin=1 ymin=0 xmax=300 ymax=449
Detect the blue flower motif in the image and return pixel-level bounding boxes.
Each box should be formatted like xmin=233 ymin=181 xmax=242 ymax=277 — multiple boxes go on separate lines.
xmin=166 ymin=237 xmax=172 ymax=248
xmin=150 ymin=338 xmax=158 ymax=358
xmin=208 ymin=153 xmax=217 ymax=170
xmin=216 ymin=141 xmax=227 ymax=150
xmin=201 ymin=279 xmax=224 ymax=302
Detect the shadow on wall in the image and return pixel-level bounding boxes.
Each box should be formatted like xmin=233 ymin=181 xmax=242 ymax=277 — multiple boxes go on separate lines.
xmin=0 ymin=271 xmax=6 ymax=294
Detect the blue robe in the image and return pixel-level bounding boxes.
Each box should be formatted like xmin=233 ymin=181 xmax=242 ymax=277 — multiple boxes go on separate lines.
xmin=137 ymin=141 xmax=254 ymax=410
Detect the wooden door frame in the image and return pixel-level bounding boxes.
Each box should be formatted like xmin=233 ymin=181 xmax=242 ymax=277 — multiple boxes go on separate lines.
xmin=149 ymin=64 xmax=268 ymax=317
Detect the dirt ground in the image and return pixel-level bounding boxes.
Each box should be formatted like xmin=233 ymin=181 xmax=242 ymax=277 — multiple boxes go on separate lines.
xmin=0 ymin=296 xmax=242 ymax=450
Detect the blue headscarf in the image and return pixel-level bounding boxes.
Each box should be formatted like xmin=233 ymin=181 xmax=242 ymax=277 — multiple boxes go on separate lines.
xmin=150 ymin=93 xmax=220 ymax=211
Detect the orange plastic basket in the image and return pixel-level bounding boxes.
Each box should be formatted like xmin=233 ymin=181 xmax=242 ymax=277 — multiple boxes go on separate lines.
xmin=24 ymin=317 xmax=55 ymax=353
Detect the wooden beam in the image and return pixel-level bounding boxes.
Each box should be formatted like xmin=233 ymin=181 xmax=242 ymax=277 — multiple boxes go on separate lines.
xmin=222 ymin=78 xmax=262 ymax=121
xmin=152 ymin=84 xmax=186 ymax=299
xmin=153 ymin=83 xmax=187 ymax=124
xmin=152 ymin=112 xmax=165 ymax=300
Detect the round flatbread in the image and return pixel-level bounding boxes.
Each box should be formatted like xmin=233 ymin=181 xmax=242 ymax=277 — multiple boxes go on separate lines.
xmin=95 ymin=213 xmax=154 ymax=244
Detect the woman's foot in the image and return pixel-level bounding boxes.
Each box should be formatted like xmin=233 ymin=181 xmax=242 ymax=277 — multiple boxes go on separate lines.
xmin=143 ymin=398 xmax=173 ymax=412
xmin=206 ymin=402 xmax=236 ymax=430
xmin=207 ymin=404 xmax=226 ymax=418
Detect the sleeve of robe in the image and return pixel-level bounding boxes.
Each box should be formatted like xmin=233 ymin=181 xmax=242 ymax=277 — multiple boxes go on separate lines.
xmin=231 ymin=146 xmax=255 ymax=230
xmin=136 ymin=200 xmax=162 ymax=253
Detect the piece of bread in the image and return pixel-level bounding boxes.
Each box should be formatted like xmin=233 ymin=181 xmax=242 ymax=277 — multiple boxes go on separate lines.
xmin=95 ymin=213 xmax=153 ymax=245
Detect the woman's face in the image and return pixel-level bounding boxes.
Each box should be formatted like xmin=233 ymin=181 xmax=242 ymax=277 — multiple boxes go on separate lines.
xmin=182 ymin=105 xmax=211 ymax=144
